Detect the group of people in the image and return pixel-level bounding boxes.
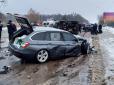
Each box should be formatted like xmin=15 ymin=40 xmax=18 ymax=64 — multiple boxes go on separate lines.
xmin=0 ymin=20 xmax=17 ymax=42
xmin=54 ymin=21 xmax=103 ymax=35
xmin=91 ymin=23 xmax=103 ymax=35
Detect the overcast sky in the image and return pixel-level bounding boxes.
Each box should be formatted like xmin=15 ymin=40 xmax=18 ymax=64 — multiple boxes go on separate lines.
xmin=1 ymin=0 xmax=114 ymax=23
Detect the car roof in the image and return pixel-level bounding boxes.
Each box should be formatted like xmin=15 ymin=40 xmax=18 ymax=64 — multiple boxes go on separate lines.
xmin=33 ymin=26 xmax=68 ymax=32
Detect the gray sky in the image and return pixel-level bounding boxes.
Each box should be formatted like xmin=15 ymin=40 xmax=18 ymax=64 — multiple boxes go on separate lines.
xmin=1 ymin=0 xmax=114 ymax=23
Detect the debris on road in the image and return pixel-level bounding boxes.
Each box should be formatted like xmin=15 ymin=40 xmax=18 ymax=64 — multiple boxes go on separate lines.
xmin=0 ymin=66 xmax=11 ymax=74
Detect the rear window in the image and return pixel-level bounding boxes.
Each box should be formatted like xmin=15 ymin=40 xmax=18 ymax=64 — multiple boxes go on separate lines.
xmin=16 ymin=17 xmax=30 ymax=28
xmin=31 ymin=32 xmax=49 ymax=40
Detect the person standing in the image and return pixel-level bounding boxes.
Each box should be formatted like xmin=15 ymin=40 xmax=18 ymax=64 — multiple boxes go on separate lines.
xmin=98 ymin=24 xmax=102 ymax=34
xmin=7 ymin=20 xmax=17 ymax=41
xmin=78 ymin=24 xmax=82 ymax=33
xmin=93 ymin=23 xmax=98 ymax=35
xmin=73 ymin=23 xmax=79 ymax=35
xmin=0 ymin=21 xmax=3 ymax=43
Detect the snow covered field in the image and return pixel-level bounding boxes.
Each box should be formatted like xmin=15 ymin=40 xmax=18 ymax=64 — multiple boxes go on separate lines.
xmin=100 ymin=27 xmax=114 ymax=85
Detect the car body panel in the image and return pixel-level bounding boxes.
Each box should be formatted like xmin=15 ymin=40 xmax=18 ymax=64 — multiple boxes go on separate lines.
xmin=64 ymin=41 xmax=81 ymax=56
xmin=9 ymin=44 xmax=36 ymax=60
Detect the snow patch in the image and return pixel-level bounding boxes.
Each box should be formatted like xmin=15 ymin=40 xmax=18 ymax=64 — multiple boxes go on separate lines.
xmin=100 ymin=27 xmax=114 ymax=84
xmin=103 ymin=26 xmax=114 ymax=34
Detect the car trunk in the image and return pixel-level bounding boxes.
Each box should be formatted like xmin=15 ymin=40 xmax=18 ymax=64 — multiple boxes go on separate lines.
xmin=10 ymin=15 xmax=33 ymax=44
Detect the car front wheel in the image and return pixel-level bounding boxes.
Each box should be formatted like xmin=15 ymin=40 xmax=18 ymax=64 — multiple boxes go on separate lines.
xmin=36 ymin=50 xmax=49 ymax=63
xmin=81 ymin=40 xmax=90 ymax=54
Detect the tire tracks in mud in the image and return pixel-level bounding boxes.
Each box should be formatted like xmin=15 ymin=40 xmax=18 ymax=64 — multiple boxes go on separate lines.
xmin=0 ymin=55 xmax=89 ymax=85
xmin=39 ymin=55 xmax=90 ymax=85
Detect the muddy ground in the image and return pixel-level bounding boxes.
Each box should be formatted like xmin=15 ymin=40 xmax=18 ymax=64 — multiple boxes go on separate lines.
xmin=0 ymin=32 xmax=105 ymax=85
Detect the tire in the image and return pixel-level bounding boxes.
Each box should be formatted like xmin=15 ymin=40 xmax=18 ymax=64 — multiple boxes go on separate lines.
xmin=81 ymin=41 xmax=90 ymax=54
xmin=36 ymin=49 xmax=49 ymax=63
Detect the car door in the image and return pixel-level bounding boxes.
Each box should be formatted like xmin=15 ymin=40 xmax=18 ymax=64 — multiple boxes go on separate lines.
xmin=47 ymin=31 xmax=66 ymax=58
xmin=62 ymin=32 xmax=81 ymax=56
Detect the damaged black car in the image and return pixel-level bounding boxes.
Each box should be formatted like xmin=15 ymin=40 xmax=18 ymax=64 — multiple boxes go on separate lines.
xmin=9 ymin=15 xmax=90 ymax=63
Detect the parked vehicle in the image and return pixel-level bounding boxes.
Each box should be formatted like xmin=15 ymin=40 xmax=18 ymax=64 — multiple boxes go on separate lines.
xmin=9 ymin=16 xmax=90 ymax=63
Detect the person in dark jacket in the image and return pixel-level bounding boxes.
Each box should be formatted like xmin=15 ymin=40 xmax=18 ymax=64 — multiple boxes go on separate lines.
xmin=78 ymin=24 xmax=82 ymax=33
xmin=0 ymin=21 xmax=3 ymax=43
xmin=98 ymin=24 xmax=102 ymax=34
xmin=7 ymin=20 xmax=17 ymax=41
xmin=92 ymin=23 xmax=98 ymax=35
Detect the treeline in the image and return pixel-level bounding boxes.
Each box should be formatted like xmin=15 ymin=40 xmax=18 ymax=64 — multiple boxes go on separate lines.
xmin=0 ymin=8 xmax=89 ymax=24
xmin=40 ymin=14 xmax=89 ymax=24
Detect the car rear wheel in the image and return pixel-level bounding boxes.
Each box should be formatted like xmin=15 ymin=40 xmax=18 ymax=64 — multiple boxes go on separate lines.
xmin=36 ymin=50 xmax=49 ymax=63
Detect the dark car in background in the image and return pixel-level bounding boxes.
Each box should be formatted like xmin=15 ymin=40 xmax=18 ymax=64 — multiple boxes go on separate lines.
xmin=9 ymin=16 xmax=90 ymax=63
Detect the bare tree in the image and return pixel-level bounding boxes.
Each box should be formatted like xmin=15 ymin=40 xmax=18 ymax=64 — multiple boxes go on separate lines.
xmin=26 ymin=8 xmax=40 ymax=23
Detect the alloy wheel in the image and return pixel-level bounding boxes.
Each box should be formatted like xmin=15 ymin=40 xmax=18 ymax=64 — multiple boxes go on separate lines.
xmin=37 ymin=50 xmax=48 ymax=63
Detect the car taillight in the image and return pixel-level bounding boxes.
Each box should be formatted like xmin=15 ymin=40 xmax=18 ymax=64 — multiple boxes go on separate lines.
xmin=21 ymin=42 xmax=30 ymax=48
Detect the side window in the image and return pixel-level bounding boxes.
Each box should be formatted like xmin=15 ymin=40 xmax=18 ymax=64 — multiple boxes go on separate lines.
xmin=31 ymin=32 xmax=46 ymax=40
xmin=50 ymin=32 xmax=62 ymax=41
xmin=45 ymin=32 xmax=50 ymax=41
xmin=62 ymin=32 xmax=76 ymax=41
